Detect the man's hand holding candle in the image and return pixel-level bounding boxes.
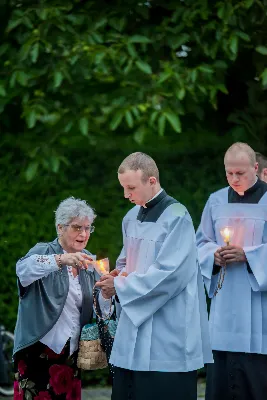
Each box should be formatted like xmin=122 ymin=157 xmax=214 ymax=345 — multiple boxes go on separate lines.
xmin=219 ymin=245 xmax=247 ymax=263
xmin=95 ymin=275 xmax=116 ymax=299
xmin=214 ymin=248 xmax=226 ymax=267
xmin=95 ymin=269 xmax=129 ymax=299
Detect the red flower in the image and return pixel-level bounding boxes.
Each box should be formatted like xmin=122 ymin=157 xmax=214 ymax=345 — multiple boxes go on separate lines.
xmin=44 ymin=347 xmax=63 ymax=359
xmin=18 ymin=359 xmax=27 ymax=375
xmin=34 ymin=391 xmax=52 ymax=400
xmin=66 ymin=379 xmax=81 ymax=400
xmin=14 ymin=381 xmax=24 ymax=400
xmin=49 ymin=364 xmax=73 ymax=395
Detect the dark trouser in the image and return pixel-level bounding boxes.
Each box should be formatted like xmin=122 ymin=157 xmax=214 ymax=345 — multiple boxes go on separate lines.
xmin=206 ymin=350 xmax=267 ymax=400
xmin=112 ymin=366 xmax=197 ymax=400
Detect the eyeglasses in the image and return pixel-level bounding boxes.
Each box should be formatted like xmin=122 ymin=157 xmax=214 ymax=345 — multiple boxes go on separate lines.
xmin=64 ymin=224 xmax=95 ymax=233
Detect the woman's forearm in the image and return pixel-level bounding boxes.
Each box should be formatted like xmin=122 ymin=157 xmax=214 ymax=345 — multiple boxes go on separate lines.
xmin=16 ymin=254 xmax=59 ymax=287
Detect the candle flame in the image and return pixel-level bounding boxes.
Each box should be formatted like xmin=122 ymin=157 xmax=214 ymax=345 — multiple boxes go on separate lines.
xmin=220 ymin=226 xmax=234 ymax=244
xmin=92 ymin=258 xmax=110 ymax=275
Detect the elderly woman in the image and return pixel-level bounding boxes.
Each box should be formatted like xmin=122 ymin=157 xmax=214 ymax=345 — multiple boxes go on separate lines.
xmin=13 ymin=197 xmax=107 ymax=400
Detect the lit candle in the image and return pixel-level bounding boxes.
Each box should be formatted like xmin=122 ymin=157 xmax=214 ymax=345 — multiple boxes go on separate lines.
xmin=92 ymin=258 xmax=110 ymax=275
xmin=220 ymin=226 xmax=234 ymax=246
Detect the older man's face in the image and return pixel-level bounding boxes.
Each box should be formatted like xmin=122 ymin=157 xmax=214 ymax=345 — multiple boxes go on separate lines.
xmin=225 ymin=152 xmax=258 ymax=193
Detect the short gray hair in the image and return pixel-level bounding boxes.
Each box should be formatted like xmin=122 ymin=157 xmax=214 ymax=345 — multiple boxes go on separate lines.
xmin=55 ymin=197 xmax=96 ymax=232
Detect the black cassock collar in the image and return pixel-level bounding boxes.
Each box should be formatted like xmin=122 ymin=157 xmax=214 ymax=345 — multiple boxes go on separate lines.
xmin=228 ymin=179 xmax=267 ymax=204
xmin=137 ymin=190 xmax=177 ymax=223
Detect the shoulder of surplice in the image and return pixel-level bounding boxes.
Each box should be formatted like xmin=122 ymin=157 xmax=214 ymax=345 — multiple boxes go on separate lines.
xmin=123 ymin=205 xmax=140 ymax=221
xmin=162 ymin=201 xmax=188 ymax=218
xmin=209 ymin=186 xmax=229 ymax=204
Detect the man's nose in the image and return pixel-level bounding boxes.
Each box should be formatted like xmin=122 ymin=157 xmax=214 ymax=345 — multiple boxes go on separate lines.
xmin=124 ymin=191 xmax=130 ymax=198
xmin=232 ymin=175 xmax=239 ymax=183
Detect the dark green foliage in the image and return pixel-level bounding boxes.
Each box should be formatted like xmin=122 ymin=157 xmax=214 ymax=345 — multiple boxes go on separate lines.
xmin=0 ymin=0 xmax=267 ymax=180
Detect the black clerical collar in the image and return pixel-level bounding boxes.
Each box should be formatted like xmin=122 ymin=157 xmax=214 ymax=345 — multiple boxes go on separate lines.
xmin=242 ymin=178 xmax=260 ymax=195
xmin=144 ymin=189 xmax=167 ymax=208
xmin=228 ymin=178 xmax=267 ymax=204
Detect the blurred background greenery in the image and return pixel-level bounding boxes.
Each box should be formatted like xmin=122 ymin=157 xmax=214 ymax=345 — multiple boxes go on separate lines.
xmin=1 ymin=0 xmax=267 ymax=385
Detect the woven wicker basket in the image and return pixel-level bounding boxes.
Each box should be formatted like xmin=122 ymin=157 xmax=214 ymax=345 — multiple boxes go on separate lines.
xmin=77 ymin=339 xmax=108 ymax=370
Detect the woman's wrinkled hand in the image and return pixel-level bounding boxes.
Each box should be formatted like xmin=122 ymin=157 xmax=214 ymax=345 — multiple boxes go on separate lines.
xmin=55 ymin=253 xmax=93 ymax=269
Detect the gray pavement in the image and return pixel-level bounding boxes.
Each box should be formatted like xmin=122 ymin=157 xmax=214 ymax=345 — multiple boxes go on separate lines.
xmin=0 ymin=380 xmax=205 ymax=399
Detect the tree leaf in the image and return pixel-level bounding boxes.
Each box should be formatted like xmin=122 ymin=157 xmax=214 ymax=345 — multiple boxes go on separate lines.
xmin=26 ymin=110 xmax=37 ymax=129
xmin=110 ymin=111 xmax=123 ymax=130
xmin=79 ymin=117 xmax=89 ymax=136
xmin=158 ymin=114 xmax=166 ymax=136
xmin=0 ymin=44 xmax=9 ymax=57
xmin=134 ymin=126 xmax=146 ymax=144
xmin=191 ymin=69 xmax=198 ymax=83
xmin=0 ymin=85 xmax=6 ymax=97
xmin=31 ymin=42 xmax=39 ymax=63
xmin=230 ymin=36 xmax=238 ymax=55
xmin=236 ymin=31 xmax=250 ymax=42
xmin=149 ymin=111 xmax=159 ymax=126
xmin=176 ymin=88 xmax=185 ymax=100
xmin=127 ymin=43 xmax=137 ymax=58
xmin=164 ymin=111 xmax=181 ymax=133
xmin=129 ymin=35 xmax=151 ymax=44
xmin=261 ymin=68 xmax=267 ymax=86
xmin=94 ymin=17 xmax=108 ymax=30
xmin=6 ymin=18 xmax=22 ymax=32
xmin=125 ymin=110 xmax=134 ymax=128
xmin=158 ymin=71 xmax=172 ymax=84
xmin=217 ymin=84 xmax=228 ymax=94
xmin=25 ymin=162 xmax=38 ymax=181
xmin=167 ymin=34 xmax=190 ymax=50
xmin=135 ymin=60 xmax=152 ymax=74
xmin=54 ymin=71 xmax=63 ymax=88
xmin=50 ymin=156 xmax=60 ymax=173
xmin=198 ymin=65 xmax=214 ymax=74
xmin=41 ymin=113 xmax=60 ymax=125
xmin=17 ymin=71 xmax=28 ymax=86
xmin=244 ymin=0 xmax=254 ymax=8
xmin=256 ymin=46 xmax=267 ymax=56
xmin=37 ymin=9 xmax=48 ymax=20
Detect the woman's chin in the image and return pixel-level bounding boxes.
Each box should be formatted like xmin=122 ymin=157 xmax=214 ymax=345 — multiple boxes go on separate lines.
xmin=73 ymin=242 xmax=86 ymax=252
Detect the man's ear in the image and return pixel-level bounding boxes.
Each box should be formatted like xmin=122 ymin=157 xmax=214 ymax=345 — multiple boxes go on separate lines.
xmin=149 ymin=177 xmax=157 ymax=186
xmin=262 ymin=168 xmax=267 ymax=183
xmin=255 ymin=162 xmax=259 ymax=173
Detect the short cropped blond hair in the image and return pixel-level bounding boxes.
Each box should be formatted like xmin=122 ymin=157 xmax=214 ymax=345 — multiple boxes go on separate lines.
xmin=118 ymin=152 xmax=160 ymax=182
xmin=224 ymin=142 xmax=256 ymax=165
